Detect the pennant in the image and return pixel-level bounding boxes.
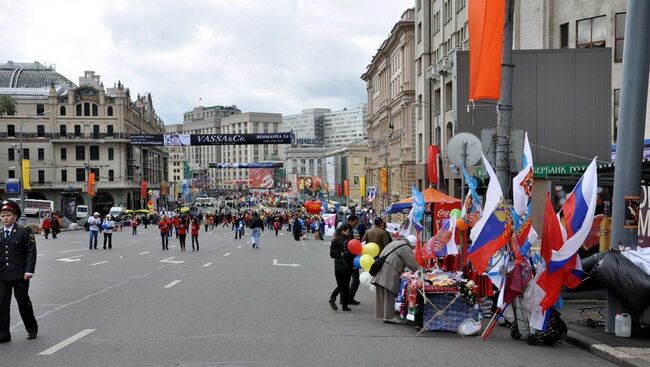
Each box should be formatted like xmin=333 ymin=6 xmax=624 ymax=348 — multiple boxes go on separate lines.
xmin=512 ymin=132 xmax=533 ymax=217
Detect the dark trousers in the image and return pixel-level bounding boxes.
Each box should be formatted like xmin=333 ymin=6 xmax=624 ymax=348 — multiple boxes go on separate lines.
xmin=204 ymin=225 xmax=208 ymax=232
xmin=103 ymin=233 xmax=112 ymax=249
xmin=349 ymin=269 xmax=360 ymax=299
xmin=43 ymin=229 xmax=50 ymax=239
xmin=191 ymin=235 xmax=199 ymax=251
xmin=161 ymin=233 xmax=169 ymax=250
xmin=0 ymin=279 xmax=38 ymax=339
xmin=331 ymin=269 xmax=352 ymax=307
xmin=179 ymin=234 xmax=186 ymax=250
xmin=132 ymin=227 xmax=137 ymax=235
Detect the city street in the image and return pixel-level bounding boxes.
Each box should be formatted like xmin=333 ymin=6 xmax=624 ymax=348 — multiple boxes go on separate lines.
xmin=1 ymin=225 xmax=613 ymax=367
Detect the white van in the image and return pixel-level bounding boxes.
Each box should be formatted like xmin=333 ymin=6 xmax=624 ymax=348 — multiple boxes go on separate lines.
xmin=76 ymin=205 xmax=89 ymax=219
xmin=109 ymin=206 xmax=127 ymax=218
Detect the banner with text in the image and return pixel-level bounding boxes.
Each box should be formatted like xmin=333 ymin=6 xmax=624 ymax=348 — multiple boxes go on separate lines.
xmin=130 ymin=132 xmax=292 ymax=146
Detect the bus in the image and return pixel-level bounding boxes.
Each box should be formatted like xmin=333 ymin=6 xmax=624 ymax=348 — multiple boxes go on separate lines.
xmin=194 ymin=197 xmax=217 ymax=207
xmin=9 ymin=198 xmax=55 ymax=217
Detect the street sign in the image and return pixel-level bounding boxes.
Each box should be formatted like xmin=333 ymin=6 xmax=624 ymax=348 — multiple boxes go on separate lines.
xmin=5 ymin=179 xmax=19 ymax=194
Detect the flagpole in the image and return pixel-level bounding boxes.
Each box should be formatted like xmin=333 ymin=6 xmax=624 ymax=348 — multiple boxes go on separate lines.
xmin=495 ymin=0 xmax=514 ymax=200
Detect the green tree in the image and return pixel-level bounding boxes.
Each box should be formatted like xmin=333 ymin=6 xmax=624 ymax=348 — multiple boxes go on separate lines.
xmin=0 ymin=95 xmax=16 ymax=117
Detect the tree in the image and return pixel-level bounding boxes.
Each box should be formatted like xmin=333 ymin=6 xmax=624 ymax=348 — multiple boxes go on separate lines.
xmin=0 ymin=95 xmax=16 ymax=117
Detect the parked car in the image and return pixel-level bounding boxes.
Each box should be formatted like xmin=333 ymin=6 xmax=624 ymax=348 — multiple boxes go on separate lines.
xmin=76 ymin=205 xmax=89 ymax=219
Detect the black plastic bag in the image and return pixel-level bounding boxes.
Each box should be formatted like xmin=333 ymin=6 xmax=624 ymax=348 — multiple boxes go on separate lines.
xmin=591 ymin=251 xmax=650 ymax=314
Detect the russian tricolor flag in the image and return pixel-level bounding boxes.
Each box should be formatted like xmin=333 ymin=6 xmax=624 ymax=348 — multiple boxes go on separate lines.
xmin=469 ymin=155 xmax=513 ymax=274
xmin=434 ymin=218 xmax=458 ymax=257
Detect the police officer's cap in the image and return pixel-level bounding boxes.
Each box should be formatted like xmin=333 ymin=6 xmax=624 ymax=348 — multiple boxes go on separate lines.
xmin=0 ymin=200 xmax=21 ymax=218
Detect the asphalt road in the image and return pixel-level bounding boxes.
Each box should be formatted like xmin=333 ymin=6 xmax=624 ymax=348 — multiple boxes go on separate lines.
xmin=1 ymin=224 xmax=614 ymax=367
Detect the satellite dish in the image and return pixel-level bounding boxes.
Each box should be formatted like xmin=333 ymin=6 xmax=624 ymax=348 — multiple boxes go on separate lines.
xmin=447 ymin=133 xmax=483 ymax=168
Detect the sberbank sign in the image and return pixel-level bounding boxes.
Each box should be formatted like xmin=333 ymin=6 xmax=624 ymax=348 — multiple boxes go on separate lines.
xmin=475 ymin=164 xmax=589 ymax=178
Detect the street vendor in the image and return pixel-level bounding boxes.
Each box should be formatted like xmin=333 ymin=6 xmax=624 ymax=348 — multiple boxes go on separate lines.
xmin=372 ymin=234 xmax=419 ymax=324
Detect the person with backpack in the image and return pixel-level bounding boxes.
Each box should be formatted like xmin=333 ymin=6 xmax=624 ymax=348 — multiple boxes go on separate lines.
xmin=328 ymin=224 xmax=353 ymax=312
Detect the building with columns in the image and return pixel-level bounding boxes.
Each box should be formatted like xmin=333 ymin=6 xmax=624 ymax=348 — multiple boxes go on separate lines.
xmin=361 ymin=8 xmax=417 ymax=211
xmin=0 ymin=62 xmax=167 ymax=216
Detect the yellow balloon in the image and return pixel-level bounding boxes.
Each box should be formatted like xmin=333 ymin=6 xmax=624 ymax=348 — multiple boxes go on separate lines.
xmin=363 ymin=242 xmax=380 ymax=258
xmin=360 ymin=254 xmax=375 ymax=272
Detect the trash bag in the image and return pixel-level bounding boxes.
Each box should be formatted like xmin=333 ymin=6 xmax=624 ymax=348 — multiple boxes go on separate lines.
xmin=591 ymin=251 xmax=650 ymax=314
xmin=458 ymin=318 xmax=482 ymax=336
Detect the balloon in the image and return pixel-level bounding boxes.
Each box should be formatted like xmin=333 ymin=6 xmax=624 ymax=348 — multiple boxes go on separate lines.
xmin=450 ymin=208 xmax=462 ymax=219
xmin=359 ymin=272 xmax=372 ymax=287
xmin=360 ymin=254 xmax=375 ymax=272
xmin=456 ymin=218 xmax=468 ymax=232
xmin=369 ymin=284 xmax=376 ymax=294
xmin=362 ymin=242 xmax=380 ymax=257
xmin=347 ymin=239 xmax=363 ymax=255
xmin=353 ymin=255 xmax=362 ymax=269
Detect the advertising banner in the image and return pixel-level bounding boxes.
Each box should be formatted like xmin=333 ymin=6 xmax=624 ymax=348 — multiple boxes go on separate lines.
xmin=130 ymin=133 xmax=292 ymax=146
xmin=322 ymin=214 xmax=336 ymax=237
xmin=326 ymin=157 xmax=335 ymax=195
xmin=432 ymin=202 xmax=462 ymax=236
xmin=248 ymin=168 xmax=275 ymax=189
xmin=639 ymin=186 xmax=650 ymax=248
xmin=380 ymin=167 xmax=388 ymax=194
xmin=209 ymin=162 xmax=283 ymax=168
xmin=300 ymin=176 xmax=322 ymax=194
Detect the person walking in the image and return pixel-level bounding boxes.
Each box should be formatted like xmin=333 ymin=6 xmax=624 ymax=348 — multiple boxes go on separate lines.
xmin=88 ymin=212 xmax=102 ymax=249
xmin=291 ymin=214 xmax=302 ymax=242
xmin=249 ymin=212 xmax=264 ymax=249
xmin=329 ymin=224 xmax=353 ymax=312
xmin=41 ymin=216 xmax=51 ymax=239
xmin=235 ymin=216 xmax=244 ymax=240
xmin=131 ymin=216 xmax=138 ymax=236
xmin=362 ymin=217 xmax=393 ymax=252
xmin=50 ymin=213 xmax=60 ymax=239
xmin=102 ymin=215 xmax=115 ymax=249
xmin=158 ymin=216 xmax=169 ymax=250
xmin=0 ymin=200 xmax=38 ymax=342
xmin=191 ymin=218 xmax=200 ymax=251
xmin=177 ymin=218 xmax=187 ymax=251
xmin=273 ymin=217 xmax=280 ymax=236
xmin=346 ymin=215 xmax=361 ymax=305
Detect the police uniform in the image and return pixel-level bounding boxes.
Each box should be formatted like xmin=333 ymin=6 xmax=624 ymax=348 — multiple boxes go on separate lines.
xmin=0 ymin=200 xmax=38 ymax=342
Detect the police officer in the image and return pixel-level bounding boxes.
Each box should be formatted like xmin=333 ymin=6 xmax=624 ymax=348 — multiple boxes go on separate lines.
xmin=0 ymin=200 xmax=38 ymax=343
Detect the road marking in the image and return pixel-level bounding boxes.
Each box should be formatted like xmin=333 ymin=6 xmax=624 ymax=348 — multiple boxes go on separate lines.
xmin=272 ymin=259 xmax=301 ymax=267
xmin=58 ymin=248 xmax=85 ymax=254
xmin=39 ymin=329 xmax=95 ymax=355
xmin=164 ymin=280 xmax=181 ymax=288
xmin=56 ymin=255 xmax=83 ymax=263
xmin=237 ymin=246 xmax=242 ymax=249
xmin=90 ymin=261 xmax=107 ymax=266
xmin=160 ymin=257 xmax=185 ymax=264
xmin=169 ymin=245 xmax=176 ymax=248
xmin=202 ymin=262 xmax=212 ymax=267
xmin=130 ymin=240 xmax=138 ymax=243
xmin=223 ymin=252 xmax=231 ymax=257
xmin=70 ymin=241 xmax=81 ymax=244
xmin=37 ymin=254 xmax=44 ymax=257
xmin=139 ymin=251 xmax=150 ymax=255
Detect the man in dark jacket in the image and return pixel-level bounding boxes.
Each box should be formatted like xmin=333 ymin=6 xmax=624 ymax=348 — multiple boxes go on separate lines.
xmin=0 ymin=200 xmax=38 ymax=342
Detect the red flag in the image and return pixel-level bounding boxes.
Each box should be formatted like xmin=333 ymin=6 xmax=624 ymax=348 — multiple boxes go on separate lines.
xmin=427 ymin=145 xmax=439 ymax=185
xmin=140 ymin=180 xmax=148 ymax=199
xmin=541 ymin=193 xmax=563 ymax=265
xmin=415 ymin=235 xmax=425 ymax=267
xmin=344 ymin=179 xmax=350 ymax=198
xmin=468 ymin=0 xmax=505 ymax=101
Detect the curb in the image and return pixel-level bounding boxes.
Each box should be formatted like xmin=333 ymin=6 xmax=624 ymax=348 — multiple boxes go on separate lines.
xmin=564 ymin=330 xmax=650 ymax=367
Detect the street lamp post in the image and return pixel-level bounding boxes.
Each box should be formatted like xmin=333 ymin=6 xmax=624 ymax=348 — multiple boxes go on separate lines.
xmin=18 ymin=121 xmax=27 ymax=225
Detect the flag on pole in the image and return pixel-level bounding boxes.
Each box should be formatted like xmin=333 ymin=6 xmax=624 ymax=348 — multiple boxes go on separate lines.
xmin=468 ymin=155 xmax=513 ymax=273
xmin=461 ymin=168 xmax=482 ymax=226
xmin=513 ymin=132 xmax=533 ymax=217
xmin=408 ymin=185 xmax=425 ymax=233
xmin=21 ymin=159 xmax=31 ymax=190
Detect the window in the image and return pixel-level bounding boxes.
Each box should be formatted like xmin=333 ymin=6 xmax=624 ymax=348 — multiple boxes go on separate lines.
xmin=577 ymin=15 xmax=606 ymax=48
xmin=37 ymin=125 xmax=45 ymax=137
xmin=76 ymin=146 xmax=85 ymax=160
xmin=92 ymin=104 xmax=98 ymax=116
xmin=456 ymin=0 xmax=466 ymax=12
xmin=7 ymin=124 xmax=15 ymax=137
xmin=38 ymin=148 xmax=44 ymax=160
xmin=107 ymin=125 xmax=114 ymax=136
xmin=614 ymin=89 xmax=620 ymax=142
xmin=23 ymin=148 xmax=29 ymax=160
xmin=8 ymin=148 xmax=14 ymax=161
xmin=560 ymin=23 xmax=569 ymax=48
xmin=76 ymin=168 xmax=85 ymax=182
xmin=8 ymin=170 xmax=15 ymax=179
xmin=92 ymin=125 xmax=100 ymax=138
xmin=416 ymin=0 xmax=421 ymax=11
xmin=443 ymin=1 xmax=452 ymax=24
xmin=61 ymin=170 xmax=67 ymax=182
xmin=108 ymin=170 xmax=115 ymax=182
xmin=38 ymin=170 xmax=45 ymax=184
xmin=615 ymin=13 xmax=626 ymax=63
xmin=108 ymin=148 xmax=114 ymax=160
xmin=84 ymin=103 xmax=90 ymax=116
xmin=417 ymin=22 xmax=422 ymax=43
xmin=445 ymin=82 xmax=453 ymax=111
xmin=60 ymin=148 xmax=67 ymax=160
xmin=59 ymin=125 xmax=67 ymax=136
xmin=90 ymin=146 xmax=99 ymax=160
xmin=433 ymin=12 xmax=440 ymax=34
xmin=36 ymin=104 xmax=44 ymax=116
xmin=60 ymin=106 xmax=66 ymax=116
xmin=446 ymin=122 xmax=454 ymax=142
xmin=74 ymin=125 xmax=81 ymax=136
xmin=107 ymin=106 xmax=113 ymax=116
xmin=76 ymin=104 xmax=82 ymax=116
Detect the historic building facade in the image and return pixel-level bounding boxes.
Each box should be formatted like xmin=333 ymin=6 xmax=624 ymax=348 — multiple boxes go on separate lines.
xmin=361 ymin=8 xmax=417 ymax=211
xmin=0 ymin=63 xmax=167 ymax=216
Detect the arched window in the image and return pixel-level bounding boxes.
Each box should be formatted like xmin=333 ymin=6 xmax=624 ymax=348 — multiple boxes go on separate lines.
xmin=60 ymin=106 xmax=66 ymax=116
xmin=446 ymin=122 xmax=454 ymax=142
xmin=107 ymin=106 xmax=113 ymax=116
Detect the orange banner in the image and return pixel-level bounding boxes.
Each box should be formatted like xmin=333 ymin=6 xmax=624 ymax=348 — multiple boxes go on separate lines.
xmin=87 ymin=172 xmax=96 ymax=196
xmin=379 ymin=168 xmax=388 ymax=194
xmin=468 ymin=0 xmax=505 ymax=101
xmin=344 ymin=179 xmax=350 ymax=198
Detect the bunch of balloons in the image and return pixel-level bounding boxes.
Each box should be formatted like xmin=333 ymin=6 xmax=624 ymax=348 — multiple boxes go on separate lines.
xmin=348 ymin=240 xmax=382 ymax=272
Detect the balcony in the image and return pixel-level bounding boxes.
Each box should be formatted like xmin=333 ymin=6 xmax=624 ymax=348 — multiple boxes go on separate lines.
xmin=50 ymin=132 xmax=130 ymax=141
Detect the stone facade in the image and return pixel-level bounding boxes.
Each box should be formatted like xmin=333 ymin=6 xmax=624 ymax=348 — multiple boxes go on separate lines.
xmin=361 ymin=8 xmax=417 ymax=211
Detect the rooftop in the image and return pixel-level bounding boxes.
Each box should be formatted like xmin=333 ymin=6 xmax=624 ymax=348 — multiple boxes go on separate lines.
xmin=0 ymin=61 xmax=76 ymax=88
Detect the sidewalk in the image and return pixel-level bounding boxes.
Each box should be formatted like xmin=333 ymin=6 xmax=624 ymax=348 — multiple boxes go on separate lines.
xmin=561 ymin=299 xmax=650 ymax=367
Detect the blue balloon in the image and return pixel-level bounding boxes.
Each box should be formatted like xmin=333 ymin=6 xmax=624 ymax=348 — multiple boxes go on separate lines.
xmin=353 ymin=255 xmax=362 ymax=269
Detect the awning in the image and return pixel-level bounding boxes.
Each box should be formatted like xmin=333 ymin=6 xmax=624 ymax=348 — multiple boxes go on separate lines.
xmin=386 ymin=188 xmax=461 ymax=214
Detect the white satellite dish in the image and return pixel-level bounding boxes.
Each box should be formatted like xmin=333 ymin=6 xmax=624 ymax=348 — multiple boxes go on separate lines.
xmin=447 ymin=132 xmax=483 ymax=168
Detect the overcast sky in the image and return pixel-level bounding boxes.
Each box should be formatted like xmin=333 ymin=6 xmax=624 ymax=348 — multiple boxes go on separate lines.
xmin=1 ymin=0 xmax=413 ymax=123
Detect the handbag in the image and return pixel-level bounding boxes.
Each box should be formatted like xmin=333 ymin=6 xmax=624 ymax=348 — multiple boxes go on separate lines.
xmin=369 ymin=242 xmax=410 ymax=276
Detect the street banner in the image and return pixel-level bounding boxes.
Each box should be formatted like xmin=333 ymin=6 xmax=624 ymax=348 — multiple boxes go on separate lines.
xmin=322 ymin=214 xmax=336 ymax=237
xmin=209 ymin=162 xmax=283 ymax=168
xmin=22 ymin=159 xmax=31 ymax=190
xmin=130 ymin=132 xmax=292 ymax=146
xmin=140 ymin=180 xmax=148 ymax=199
xmin=87 ymin=172 xmax=95 ymax=196
xmin=248 ymin=168 xmax=275 ymax=189
xmin=359 ymin=176 xmax=366 ymax=200
xmin=380 ymin=167 xmax=388 ymax=194
xmin=326 ymin=157 xmax=336 ymax=195
xmin=468 ymin=0 xmax=505 ymax=101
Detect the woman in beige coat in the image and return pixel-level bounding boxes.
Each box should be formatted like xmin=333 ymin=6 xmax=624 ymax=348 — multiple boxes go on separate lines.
xmin=371 ymin=235 xmax=419 ymax=323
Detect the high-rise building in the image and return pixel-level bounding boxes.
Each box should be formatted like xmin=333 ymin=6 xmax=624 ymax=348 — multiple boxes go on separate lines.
xmin=282 ymin=108 xmax=329 ymax=145
xmin=323 ymin=104 xmax=368 ymax=147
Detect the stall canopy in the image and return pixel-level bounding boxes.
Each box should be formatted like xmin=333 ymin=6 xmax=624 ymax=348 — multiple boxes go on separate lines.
xmin=386 ymin=188 xmax=461 ymax=214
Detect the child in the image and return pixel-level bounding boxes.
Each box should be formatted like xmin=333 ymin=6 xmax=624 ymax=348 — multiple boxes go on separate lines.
xmin=191 ymin=218 xmax=200 ymax=251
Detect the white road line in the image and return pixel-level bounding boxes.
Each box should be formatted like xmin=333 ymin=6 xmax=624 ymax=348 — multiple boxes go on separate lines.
xmin=202 ymin=262 xmax=212 ymax=267
xmin=130 ymin=240 xmax=138 ymax=243
xmin=164 ymin=280 xmax=181 ymax=288
xmin=37 ymin=254 xmax=44 ymax=257
xmin=272 ymin=259 xmax=301 ymax=267
xmin=139 ymin=251 xmax=150 ymax=255
xmin=58 ymin=248 xmax=85 ymax=254
xmin=223 ymin=252 xmax=231 ymax=257
xmin=169 ymin=245 xmax=176 ymax=248
xmin=56 ymin=255 xmax=84 ymax=263
xmin=39 ymin=329 xmax=95 ymax=355
xmin=237 ymin=246 xmax=242 ymax=249
xmin=90 ymin=261 xmax=107 ymax=266
xmin=70 ymin=241 xmax=81 ymax=244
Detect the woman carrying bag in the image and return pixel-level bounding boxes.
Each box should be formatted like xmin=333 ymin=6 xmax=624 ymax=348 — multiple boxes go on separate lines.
xmin=329 ymin=224 xmax=353 ymax=312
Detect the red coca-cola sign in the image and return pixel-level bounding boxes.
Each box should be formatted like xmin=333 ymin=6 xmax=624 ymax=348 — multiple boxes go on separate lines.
xmin=432 ymin=202 xmax=461 ymax=236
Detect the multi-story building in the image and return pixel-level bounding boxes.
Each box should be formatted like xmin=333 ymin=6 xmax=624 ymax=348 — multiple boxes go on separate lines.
xmin=220 ymin=112 xmax=283 ymax=189
xmin=361 ymin=8 xmax=417 ymax=210
xmin=321 ymin=144 xmax=368 ymax=206
xmin=166 ymin=144 xmax=186 ymax=198
xmin=170 ymin=105 xmax=241 ymax=188
xmin=323 ymin=104 xmax=368 ymax=147
xmin=285 ymin=146 xmax=329 ymax=179
xmin=0 ymin=63 xmax=167 ymax=216
xmin=282 ymin=108 xmax=328 ymax=146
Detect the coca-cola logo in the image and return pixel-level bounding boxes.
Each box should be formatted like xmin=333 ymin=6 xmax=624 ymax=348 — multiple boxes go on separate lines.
xmin=437 ymin=209 xmax=451 ymax=217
